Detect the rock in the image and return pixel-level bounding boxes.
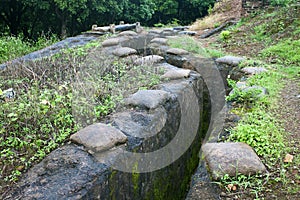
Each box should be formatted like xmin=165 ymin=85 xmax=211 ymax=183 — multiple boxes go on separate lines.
xmin=167 ymin=48 xmax=189 ymax=56
xmin=0 ymin=63 xmax=6 ymax=69
xmin=118 ymin=31 xmax=138 ymax=36
xmin=202 ymin=142 xmax=267 ymax=180
xmin=150 ymin=38 xmax=168 ymax=45
xmin=125 ymin=90 xmax=172 ymax=109
xmin=236 ymin=81 xmax=247 ymax=89
xmin=112 ymin=47 xmax=137 ymax=57
xmin=70 ymin=123 xmax=127 ymax=153
xmin=165 ymin=54 xmax=188 ymax=68
xmin=102 ymin=38 xmax=120 ymax=47
xmin=111 ymin=109 xmax=167 ymax=138
xmin=242 ymin=86 xmax=268 ymax=98
xmin=178 ymin=31 xmax=197 ymax=36
xmin=215 ymin=56 xmax=245 ymax=66
xmin=229 ymin=85 xmax=268 ymax=100
xmin=241 ymin=67 xmax=268 ymax=75
xmin=148 ymin=30 xmax=162 ymax=35
xmin=6 ymin=145 xmax=109 ymax=200
xmin=173 ymin=27 xmax=186 ymax=31
xmin=162 ymin=29 xmax=175 ymax=36
xmin=162 ymin=69 xmax=191 ymax=79
xmin=149 ymin=44 xmax=169 ymax=56
xmin=134 ymin=55 xmax=164 ymax=65
xmin=284 ymin=154 xmax=294 ymax=163
xmin=0 ymin=88 xmax=16 ymax=99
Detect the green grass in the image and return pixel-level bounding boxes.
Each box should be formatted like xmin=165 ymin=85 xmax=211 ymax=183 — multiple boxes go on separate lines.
xmin=0 ymin=35 xmax=58 ymax=64
xmin=260 ymin=39 xmax=300 ymax=65
xmin=221 ymin=59 xmax=299 ymax=197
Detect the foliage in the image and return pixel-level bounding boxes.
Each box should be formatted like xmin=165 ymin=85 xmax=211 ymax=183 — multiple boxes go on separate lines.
xmin=226 ymin=79 xmax=264 ymax=107
xmin=269 ymin=0 xmax=298 ymax=6
xmin=0 ymin=35 xmax=58 ymax=64
xmin=0 ymin=0 xmax=214 ymax=39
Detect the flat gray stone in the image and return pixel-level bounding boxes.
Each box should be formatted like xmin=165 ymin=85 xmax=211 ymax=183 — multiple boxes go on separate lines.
xmin=70 ymin=123 xmax=127 ymax=153
xmin=134 ymin=55 xmax=164 ymax=65
xmin=241 ymin=67 xmax=268 ymax=75
xmin=118 ymin=31 xmax=138 ymax=36
xmin=167 ymin=48 xmax=189 ymax=55
xmin=111 ymin=109 xmax=167 ymax=138
xmin=162 ymin=69 xmax=191 ymax=79
xmin=150 ymin=38 xmax=168 ymax=45
xmin=112 ymin=47 xmax=137 ymax=57
xmin=125 ymin=90 xmax=172 ymax=109
xmin=202 ymin=142 xmax=267 ymax=180
xmin=148 ymin=30 xmax=162 ymax=34
xmin=102 ymin=38 xmax=120 ymax=47
xmin=215 ymin=56 xmax=245 ymax=66
xmin=178 ymin=31 xmax=197 ymax=36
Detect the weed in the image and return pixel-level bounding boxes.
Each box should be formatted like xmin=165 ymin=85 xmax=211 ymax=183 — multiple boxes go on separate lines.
xmin=220 ymin=30 xmax=231 ymax=42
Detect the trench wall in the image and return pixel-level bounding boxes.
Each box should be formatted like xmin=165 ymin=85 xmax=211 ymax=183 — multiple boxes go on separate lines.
xmin=5 ymin=31 xmax=224 ymax=200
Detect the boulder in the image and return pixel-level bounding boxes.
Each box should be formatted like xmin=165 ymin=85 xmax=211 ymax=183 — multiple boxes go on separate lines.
xmin=112 ymin=47 xmax=137 ymax=57
xmin=124 ymin=90 xmax=172 ymax=109
xmin=167 ymin=48 xmax=189 ymax=56
xmin=118 ymin=31 xmax=138 ymax=36
xmin=162 ymin=69 xmax=191 ymax=79
xmin=133 ymin=55 xmax=164 ymax=65
xmin=70 ymin=123 xmax=127 ymax=153
xmin=150 ymin=38 xmax=168 ymax=45
xmin=202 ymin=142 xmax=267 ymax=180
xmin=102 ymin=38 xmax=120 ymax=47
xmin=178 ymin=31 xmax=197 ymax=36
xmin=111 ymin=109 xmax=167 ymax=138
xmin=241 ymin=67 xmax=268 ymax=75
xmin=5 ymin=145 xmax=109 ymax=200
xmin=215 ymin=56 xmax=245 ymax=66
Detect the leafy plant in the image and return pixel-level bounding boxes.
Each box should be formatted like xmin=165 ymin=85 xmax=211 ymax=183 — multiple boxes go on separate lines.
xmin=220 ymin=30 xmax=231 ymax=42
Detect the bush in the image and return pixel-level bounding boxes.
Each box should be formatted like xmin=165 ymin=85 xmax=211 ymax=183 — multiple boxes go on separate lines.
xmin=0 ymin=35 xmax=58 ymax=64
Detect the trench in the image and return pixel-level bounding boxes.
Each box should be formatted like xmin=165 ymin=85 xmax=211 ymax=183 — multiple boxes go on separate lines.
xmin=3 ymin=27 xmax=227 ymax=199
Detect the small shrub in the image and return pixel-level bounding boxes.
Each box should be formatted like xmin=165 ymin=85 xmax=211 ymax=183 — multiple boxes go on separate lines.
xmin=220 ymin=30 xmax=231 ymax=42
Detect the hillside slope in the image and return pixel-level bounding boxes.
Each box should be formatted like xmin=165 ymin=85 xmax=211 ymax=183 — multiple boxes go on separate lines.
xmin=192 ymin=1 xmax=300 ymax=199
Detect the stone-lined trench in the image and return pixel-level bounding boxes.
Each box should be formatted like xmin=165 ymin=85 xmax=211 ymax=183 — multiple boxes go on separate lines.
xmin=3 ymin=27 xmax=240 ymax=200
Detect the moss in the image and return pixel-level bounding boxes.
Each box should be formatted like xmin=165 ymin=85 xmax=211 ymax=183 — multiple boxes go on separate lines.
xmin=109 ymin=170 xmax=118 ymax=200
xmin=132 ymin=162 xmax=140 ymax=198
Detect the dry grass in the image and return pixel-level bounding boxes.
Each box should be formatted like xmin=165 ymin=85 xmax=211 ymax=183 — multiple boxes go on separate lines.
xmin=190 ymin=0 xmax=242 ymax=31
